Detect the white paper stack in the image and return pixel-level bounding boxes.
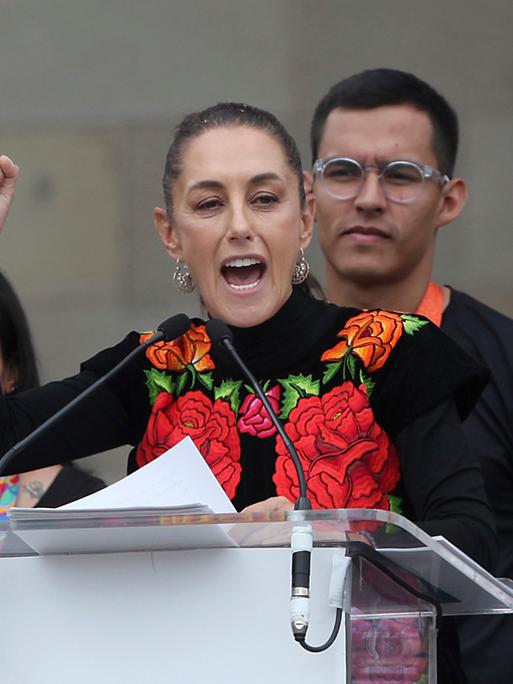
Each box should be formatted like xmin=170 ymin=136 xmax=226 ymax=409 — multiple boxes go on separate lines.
xmin=8 ymin=437 xmax=237 ymax=554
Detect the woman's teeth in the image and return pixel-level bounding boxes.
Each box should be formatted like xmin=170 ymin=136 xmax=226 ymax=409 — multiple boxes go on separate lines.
xmin=222 ymin=257 xmax=265 ymax=290
xmin=229 ymin=280 xmax=260 ymax=291
xmin=225 ymin=257 xmax=261 ymax=268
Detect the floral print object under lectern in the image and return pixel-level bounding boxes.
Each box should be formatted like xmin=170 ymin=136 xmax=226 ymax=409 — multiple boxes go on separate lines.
xmin=349 ymin=556 xmax=436 ymax=684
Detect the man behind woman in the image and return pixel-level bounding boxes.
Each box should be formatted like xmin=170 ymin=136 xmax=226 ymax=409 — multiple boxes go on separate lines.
xmin=307 ymin=68 xmax=513 ymax=684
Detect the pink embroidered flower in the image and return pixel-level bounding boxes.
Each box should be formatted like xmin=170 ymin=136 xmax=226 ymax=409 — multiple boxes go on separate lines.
xmin=238 ymin=385 xmax=281 ymax=439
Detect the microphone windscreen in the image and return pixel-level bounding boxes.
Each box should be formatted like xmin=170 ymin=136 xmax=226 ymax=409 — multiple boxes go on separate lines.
xmin=206 ymin=318 xmax=233 ymax=346
xmin=158 ymin=313 xmax=191 ymax=341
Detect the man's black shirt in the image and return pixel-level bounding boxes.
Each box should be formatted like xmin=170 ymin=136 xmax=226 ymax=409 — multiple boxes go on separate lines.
xmin=443 ymin=288 xmax=513 ymax=684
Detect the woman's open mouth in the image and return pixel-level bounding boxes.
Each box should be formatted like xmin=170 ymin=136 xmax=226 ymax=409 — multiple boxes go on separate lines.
xmin=221 ymin=257 xmax=266 ymax=291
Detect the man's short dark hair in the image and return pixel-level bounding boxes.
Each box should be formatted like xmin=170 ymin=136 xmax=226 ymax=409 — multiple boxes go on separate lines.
xmin=310 ymin=68 xmax=459 ymax=176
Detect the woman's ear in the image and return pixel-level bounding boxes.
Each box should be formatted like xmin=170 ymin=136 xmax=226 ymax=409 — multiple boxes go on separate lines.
xmin=303 ymin=170 xmax=316 ymax=222
xmin=303 ymin=170 xmax=314 ymax=198
xmin=299 ymin=192 xmax=314 ymax=250
xmin=154 ymin=207 xmax=183 ymax=260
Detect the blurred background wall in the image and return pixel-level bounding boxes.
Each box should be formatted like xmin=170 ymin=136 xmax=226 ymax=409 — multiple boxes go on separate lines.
xmin=1 ymin=0 xmax=512 ymax=483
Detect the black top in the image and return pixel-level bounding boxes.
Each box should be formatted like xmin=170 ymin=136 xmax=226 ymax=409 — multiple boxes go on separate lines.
xmin=0 ymin=288 xmax=497 ymax=684
xmin=443 ymin=288 xmax=513 ymax=684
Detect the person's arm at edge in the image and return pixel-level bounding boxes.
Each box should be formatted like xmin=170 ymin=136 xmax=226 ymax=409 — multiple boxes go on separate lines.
xmin=0 ymin=155 xmax=19 ymax=234
xmin=397 ymin=399 xmax=498 ymax=573
xmin=0 ymin=332 xmax=147 ymax=475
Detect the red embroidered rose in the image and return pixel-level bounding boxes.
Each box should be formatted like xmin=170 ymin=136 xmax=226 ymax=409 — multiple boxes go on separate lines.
xmin=238 ymin=385 xmax=280 ymax=438
xmin=136 ymin=390 xmax=241 ymax=498
xmin=351 ymin=617 xmax=427 ymax=684
xmin=273 ymin=383 xmax=399 ymax=509
xmin=140 ymin=323 xmax=214 ymax=373
xmin=321 ymin=310 xmax=403 ymax=372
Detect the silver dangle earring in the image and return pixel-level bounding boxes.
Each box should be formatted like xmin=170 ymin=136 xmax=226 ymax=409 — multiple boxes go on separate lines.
xmin=173 ymin=259 xmax=196 ymax=293
xmin=291 ymin=248 xmax=310 ymax=285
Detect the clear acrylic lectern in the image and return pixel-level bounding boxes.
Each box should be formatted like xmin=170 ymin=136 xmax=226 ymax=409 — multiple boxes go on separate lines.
xmin=2 ymin=508 xmax=512 ymax=684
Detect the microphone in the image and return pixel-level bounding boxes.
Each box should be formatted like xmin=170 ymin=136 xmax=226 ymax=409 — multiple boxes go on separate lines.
xmin=0 ymin=313 xmax=191 ymax=475
xmin=205 ymin=318 xmax=313 ymax=640
xmin=206 ymin=318 xmax=310 ymax=510
xmin=156 ymin=314 xmax=191 ymax=343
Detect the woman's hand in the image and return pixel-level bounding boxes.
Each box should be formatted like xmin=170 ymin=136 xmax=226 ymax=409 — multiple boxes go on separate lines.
xmin=241 ymin=495 xmax=294 ymax=514
xmin=0 ymin=155 xmax=19 ymax=234
xmin=229 ymin=496 xmax=294 ymax=546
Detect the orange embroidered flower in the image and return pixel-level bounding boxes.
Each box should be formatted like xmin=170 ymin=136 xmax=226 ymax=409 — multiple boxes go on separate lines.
xmin=321 ymin=311 xmax=403 ymax=372
xmin=140 ymin=323 xmax=214 ymax=372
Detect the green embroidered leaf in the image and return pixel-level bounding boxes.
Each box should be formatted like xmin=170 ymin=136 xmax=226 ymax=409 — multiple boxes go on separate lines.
xmin=385 ymin=496 xmax=404 ymax=534
xmin=186 ymin=363 xmax=197 ymax=386
xmin=322 ymin=362 xmax=342 ymax=385
xmin=175 ymin=371 xmax=188 ymax=397
xmin=279 ymin=373 xmax=320 ymax=419
xmin=214 ymin=378 xmax=242 ymax=401
xmin=214 ymin=379 xmax=242 ymax=413
xmin=387 ymin=495 xmax=403 ymax=515
xmin=359 ymin=370 xmax=375 ymax=397
xmin=290 ymin=373 xmax=320 ymax=396
xmin=198 ymin=372 xmax=214 ymax=391
xmin=344 ymin=353 xmax=357 ymax=379
xmin=144 ymin=369 xmax=175 ymax=405
xmin=280 ymin=385 xmax=300 ymax=419
xmin=401 ymin=313 xmax=429 ymax=335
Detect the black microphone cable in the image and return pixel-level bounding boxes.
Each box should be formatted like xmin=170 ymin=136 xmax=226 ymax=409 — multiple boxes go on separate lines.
xmin=206 ymin=318 xmax=309 ymax=510
xmin=206 ymin=318 xmax=343 ymax=653
xmin=0 ymin=313 xmax=191 ymax=475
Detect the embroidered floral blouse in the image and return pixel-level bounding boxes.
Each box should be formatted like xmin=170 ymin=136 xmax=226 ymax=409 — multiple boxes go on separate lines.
xmin=0 ymin=289 xmax=495 ymax=569
xmin=135 ymin=305 xmax=418 ymax=511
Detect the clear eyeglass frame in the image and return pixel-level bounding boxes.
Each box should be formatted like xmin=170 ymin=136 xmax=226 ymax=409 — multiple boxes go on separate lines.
xmin=312 ymin=157 xmax=450 ymax=204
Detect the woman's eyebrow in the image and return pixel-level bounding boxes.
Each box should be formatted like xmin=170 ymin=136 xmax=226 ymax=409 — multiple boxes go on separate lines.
xmin=187 ymin=173 xmax=283 ymax=194
xmin=249 ymin=172 xmax=283 ymax=184
xmin=187 ymin=179 xmax=224 ymax=192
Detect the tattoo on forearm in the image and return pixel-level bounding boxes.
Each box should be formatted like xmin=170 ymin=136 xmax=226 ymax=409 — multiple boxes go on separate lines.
xmin=22 ymin=481 xmax=46 ymax=500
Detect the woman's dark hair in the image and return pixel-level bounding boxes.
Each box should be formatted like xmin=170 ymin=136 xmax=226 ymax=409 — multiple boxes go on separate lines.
xmin=311 ymin=68 xmax=459 ymax=176
xmin=0 ymin=272 xmax=39 ymax=392
xmin=162 ymin=102 xmax=306 ymax=215
xmin=162 ymin=102 xmax=324 ymax=300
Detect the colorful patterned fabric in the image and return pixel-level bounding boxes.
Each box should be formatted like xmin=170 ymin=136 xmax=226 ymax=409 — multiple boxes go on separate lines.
xmin=135 ymin=308 xmax=432 ymax=512
xmin=72 ymin=288 xmax=486 ymax=514
xmin=0 ymin=475 xmax=19 ymax=519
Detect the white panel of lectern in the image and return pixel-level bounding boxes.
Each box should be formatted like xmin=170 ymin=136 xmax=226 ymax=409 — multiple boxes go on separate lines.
xmin=1 ymin=508 xmax=512 ymax=684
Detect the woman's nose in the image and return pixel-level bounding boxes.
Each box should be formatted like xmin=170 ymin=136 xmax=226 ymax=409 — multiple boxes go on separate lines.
xmin=226 ymin=204 xmax=255 ymax=240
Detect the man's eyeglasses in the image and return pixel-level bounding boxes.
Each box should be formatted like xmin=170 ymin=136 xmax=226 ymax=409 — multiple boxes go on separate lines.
xmin=312 ymin=157 xmax=450 ymax=204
